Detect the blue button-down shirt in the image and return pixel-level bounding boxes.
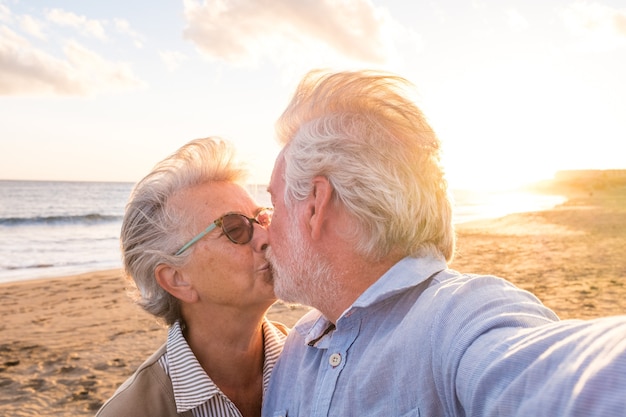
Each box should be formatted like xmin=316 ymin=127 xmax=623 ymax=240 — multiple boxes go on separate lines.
xmin=262 ymin=256 xmax=626 ymax=416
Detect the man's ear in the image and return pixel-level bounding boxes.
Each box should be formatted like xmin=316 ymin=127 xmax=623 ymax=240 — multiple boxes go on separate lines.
xmin=154 ymin=264 xmax=198 ymax=303
xmin=307 ymin=176 xmax=333 ymax=241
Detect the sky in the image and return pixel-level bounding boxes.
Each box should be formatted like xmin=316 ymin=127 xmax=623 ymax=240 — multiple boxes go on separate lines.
xmin=1 ymin=0 xmax=625 ymax=191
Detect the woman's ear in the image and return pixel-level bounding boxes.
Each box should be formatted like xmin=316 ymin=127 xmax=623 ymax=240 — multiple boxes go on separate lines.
xmin=155 ymin=264 xmax=198 ymax=303
xmin=307 ymin=176 xmax=333 ymax=240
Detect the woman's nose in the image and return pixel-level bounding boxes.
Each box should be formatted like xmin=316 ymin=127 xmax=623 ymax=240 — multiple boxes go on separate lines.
xmin=251 ymin=223 xmax=269 ymax=252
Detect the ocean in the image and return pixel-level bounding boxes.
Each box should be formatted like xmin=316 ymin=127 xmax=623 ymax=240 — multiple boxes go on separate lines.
xmin=0 ymin=180 xmax=565 ymax=284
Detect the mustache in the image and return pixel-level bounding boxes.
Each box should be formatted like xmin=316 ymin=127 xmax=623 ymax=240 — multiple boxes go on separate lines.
xmin=265 ymin=246 xmax=274 ymax=263
xmin=265 ymin=246 xmax=278 ymax=270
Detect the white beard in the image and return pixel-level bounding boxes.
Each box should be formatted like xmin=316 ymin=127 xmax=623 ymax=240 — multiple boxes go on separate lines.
xmin=266 ymin=214 xmax=339 ymax=313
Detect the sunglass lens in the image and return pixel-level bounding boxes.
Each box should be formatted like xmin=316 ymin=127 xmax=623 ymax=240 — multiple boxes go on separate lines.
xmin=222 ymin=214 xmax=252 ymax=244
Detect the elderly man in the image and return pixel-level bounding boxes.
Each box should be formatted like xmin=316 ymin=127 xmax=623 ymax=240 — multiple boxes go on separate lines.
xmin=262 ymin=70 xmax=626 ymax=416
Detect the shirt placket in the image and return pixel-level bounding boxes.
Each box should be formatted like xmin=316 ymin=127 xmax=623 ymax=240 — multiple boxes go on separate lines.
xmin=310 ymin=311 xmax=360 ymax=417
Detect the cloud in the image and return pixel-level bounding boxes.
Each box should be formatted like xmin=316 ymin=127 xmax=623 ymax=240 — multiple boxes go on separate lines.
xmin=46 ymin=8 xmax=106 ymax=40
xmin=0 ymin=4 xmax=12 ymax=23
xmin=615 ymin=12 xmax=626 ymax=35
xmin=506 ymin=9 xmax=529 ymax=32
xmin=114 ymin=18 xmax=145 ymax=48
xmin=0 ymin=25 xmax=144 ymax=96
xmin=561 ymin=2 xmax=626 ymax=49
xmin=159 ymin=50 xmax=188 ymax=71
xmin=181 ymin=0 xmax=409 ymax=66
xmin=19 ymin=14 xmax=47 ymax=40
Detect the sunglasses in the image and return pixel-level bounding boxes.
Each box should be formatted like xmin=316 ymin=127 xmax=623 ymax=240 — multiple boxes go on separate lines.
xmin=175 ymin=207 xmax=273 ymax=256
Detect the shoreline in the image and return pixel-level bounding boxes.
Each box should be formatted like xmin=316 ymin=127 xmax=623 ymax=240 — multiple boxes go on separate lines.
xmin=0 ymin=187 xmax=568 ymax=286
xmin=1 ymin=181 xmax=624 ymax=416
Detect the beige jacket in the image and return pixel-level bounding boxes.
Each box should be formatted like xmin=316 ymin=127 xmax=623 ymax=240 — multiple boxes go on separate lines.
xmin=96 ymin=320 xmax=288 ymax=417
xmin=96 ymin=343 xmax=193 ymax=417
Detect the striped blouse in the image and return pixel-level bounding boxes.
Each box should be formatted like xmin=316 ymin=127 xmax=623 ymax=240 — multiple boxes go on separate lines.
xmin=158 ymin=319 xmax=287 ymax=417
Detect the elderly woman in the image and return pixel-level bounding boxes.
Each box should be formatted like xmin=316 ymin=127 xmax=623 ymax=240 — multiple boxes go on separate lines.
xmin=97 ymin=137 xmax=287 ymax=417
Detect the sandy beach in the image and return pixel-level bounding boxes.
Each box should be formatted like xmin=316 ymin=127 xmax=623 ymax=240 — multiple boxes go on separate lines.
xmin=1 ymin=179 xmax=624 ymax=416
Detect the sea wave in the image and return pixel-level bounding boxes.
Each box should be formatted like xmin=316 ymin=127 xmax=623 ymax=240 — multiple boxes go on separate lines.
xmin=0 ymin=213 xmax=123 ymax=226
xmin=4 ymin=263 xmax=56 ymax=270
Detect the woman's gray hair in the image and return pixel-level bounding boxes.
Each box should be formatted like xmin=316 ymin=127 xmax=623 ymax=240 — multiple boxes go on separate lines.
xmin=121 ymin=137 xmax=247 ymax=325
xmin=276 ymin=69 xmax=455 ymax=262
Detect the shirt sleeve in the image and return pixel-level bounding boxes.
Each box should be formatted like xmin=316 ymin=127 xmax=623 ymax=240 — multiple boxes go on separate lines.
xmin=427 ymin=273 xmax=558 ymax=415
xmin=430 ymin=274 xmax=626 ymax=417
xmin=456 ymin=316 xmax=626 ymax=417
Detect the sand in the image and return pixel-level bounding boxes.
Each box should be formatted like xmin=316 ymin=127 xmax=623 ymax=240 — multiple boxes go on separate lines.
xmin=453 ymin=184 xmax=626 ymax=320
xmin=1 ymin=181 xmax=624 ymax=416
xmin=0 ymin=272 xmax=309 ymax=416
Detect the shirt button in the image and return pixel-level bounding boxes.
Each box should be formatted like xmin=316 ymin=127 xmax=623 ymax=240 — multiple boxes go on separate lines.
xmin=329 ymin=353 xmax=342 ymax=367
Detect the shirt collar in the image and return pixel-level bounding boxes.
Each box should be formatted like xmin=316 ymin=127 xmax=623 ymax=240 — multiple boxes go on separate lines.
xmin=351 ymin=255 xmax=446 ymax=308
xmin=166 ymin=321 xmax=218 ymax=413
xmin=296 ymin=256 xmax=447 ymax=346
xmin=261 ymin=317 xmax=288 ymax=392
xmin=166 ymin=318 xmax=286 ymax=413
